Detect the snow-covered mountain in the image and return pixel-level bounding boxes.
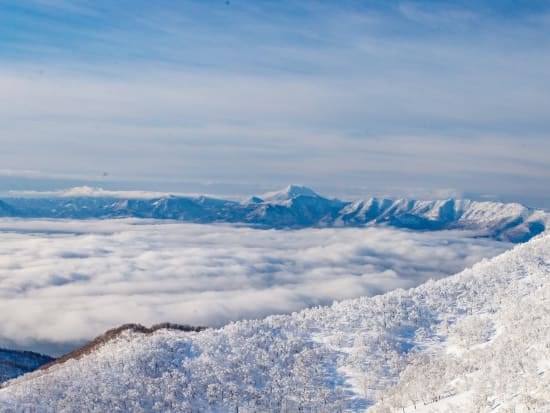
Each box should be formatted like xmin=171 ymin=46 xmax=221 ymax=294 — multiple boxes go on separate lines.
xmin=260 ymin=184 xmax=324 ymax=203
xmin=1 ymin=232 xmax=549 ymax=412
xmin=0 ymin=349 xmax=53 ymax=384
xmin=1 ymin=185 xmax=547 ymax=242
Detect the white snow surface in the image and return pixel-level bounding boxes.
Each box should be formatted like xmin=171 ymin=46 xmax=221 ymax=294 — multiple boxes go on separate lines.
xmin=260 ymin=184 xmax=323 ymax=203
xmin=1 ymin=234 xmax=550 ymax=412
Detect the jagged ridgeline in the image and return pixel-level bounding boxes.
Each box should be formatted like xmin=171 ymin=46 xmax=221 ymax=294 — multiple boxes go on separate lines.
xmin=1 ymin=185 xmax=547 ymax=242
xmin=36 ymin=323 xmax=206 ymax=373
xmin=1 ymin=233 xmax=549 ymax=411
xmin=0 ymin=324 xmax=205 ymax=386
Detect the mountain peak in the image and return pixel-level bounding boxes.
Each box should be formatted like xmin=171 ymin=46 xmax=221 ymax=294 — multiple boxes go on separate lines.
xmin=261 ymin=185 xmax=321 ymax=202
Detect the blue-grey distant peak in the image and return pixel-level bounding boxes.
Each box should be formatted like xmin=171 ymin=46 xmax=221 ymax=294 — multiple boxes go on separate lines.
xmin=260 ymin=185 xmax=322 ymax=202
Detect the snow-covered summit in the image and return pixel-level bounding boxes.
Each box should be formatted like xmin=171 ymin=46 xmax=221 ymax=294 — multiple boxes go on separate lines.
xmin=2 ymin=233 xmax=549 ymax=411
xmin=260 ymin=184 xmax=323 ymax=203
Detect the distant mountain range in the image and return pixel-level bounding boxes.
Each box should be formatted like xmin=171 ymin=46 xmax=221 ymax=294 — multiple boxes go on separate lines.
xmin=1 ymin=185 xmax=547 ymax=242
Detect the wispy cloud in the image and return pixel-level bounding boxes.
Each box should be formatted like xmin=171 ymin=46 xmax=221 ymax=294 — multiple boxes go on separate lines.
xmin=6 ymin=186 xmax=226 ymax=199
xmin=1 ymin=1 xmax=549 ymax=204
xmin=0 ymin=219 xmax=511 ymax=354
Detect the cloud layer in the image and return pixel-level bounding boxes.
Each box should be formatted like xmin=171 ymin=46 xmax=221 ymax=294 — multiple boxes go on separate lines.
xmin=0 ymin=218 xmax=511 ymax=355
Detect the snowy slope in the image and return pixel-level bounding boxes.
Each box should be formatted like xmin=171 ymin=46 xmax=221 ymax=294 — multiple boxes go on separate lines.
xmin=260 ymin=184 xmax=322 ymax=203
xmin=0 ymin=349 xmax=53 ymax=384
xmin=0 ymin=185 xmax=548 ymax=242
xmin=1 ymin=233 xmax=549 ymax=412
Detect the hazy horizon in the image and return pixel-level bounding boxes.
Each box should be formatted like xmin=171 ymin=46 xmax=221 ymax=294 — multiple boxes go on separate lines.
xmin=1 ymin=177 xmax=550 ymax=210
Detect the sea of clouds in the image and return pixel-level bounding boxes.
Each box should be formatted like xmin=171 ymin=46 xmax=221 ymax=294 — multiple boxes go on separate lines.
xmin=0 ymin=218 xmax=511 ymax=355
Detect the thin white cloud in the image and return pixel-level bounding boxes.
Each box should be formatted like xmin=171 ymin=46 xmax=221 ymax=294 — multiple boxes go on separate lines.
xmin=6 ymin=186 xmax=214 ymax=199
xmin=1 ymin=64 xmax=549 ymax=204
xmin=1 ymin=2 xmax=550 ymax=205
xmin=397 ymin=2 xmax=479 ymax=26
xmin=0 ymin=219 xmax=511 ymax=354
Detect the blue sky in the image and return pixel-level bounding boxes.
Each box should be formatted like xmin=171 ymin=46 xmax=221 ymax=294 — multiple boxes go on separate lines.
xmin=1 ymin=0 xmax=550 ymax=206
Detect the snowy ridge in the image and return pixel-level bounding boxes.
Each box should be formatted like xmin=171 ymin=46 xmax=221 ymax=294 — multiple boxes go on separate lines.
xmin=1 ymin=233 xmax=549 ymax=412
xmin=1 ymin=186 xmax=548 ymax=242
